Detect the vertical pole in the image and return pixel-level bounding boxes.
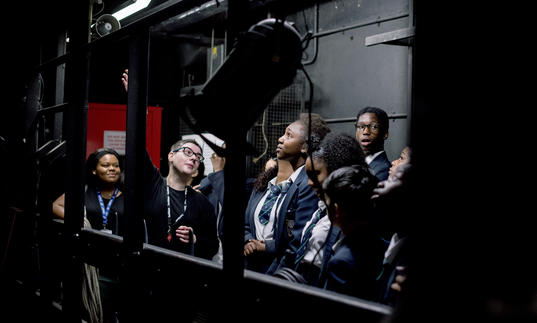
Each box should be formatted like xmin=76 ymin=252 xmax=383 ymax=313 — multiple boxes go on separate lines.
xmin=54 ymin=31 xmax=67 ymax=140
xmin=62 ymin=1 xmax=91 ymax=322
xmin=123 ymin=29 xmax=149 ymax=253
xmin=226 ymin=0 xmax=249 ymax=54
xmin=221 ymin=132 xmax=246 ymax=291
xmin=220 ymin=1 xmax=250 ymax=319
xmin=120 ymin=27 xmax=150 ymax=322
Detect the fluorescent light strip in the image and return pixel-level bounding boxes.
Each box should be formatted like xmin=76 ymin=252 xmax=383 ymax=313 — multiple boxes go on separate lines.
xmin=112 ymin=0 xmax=152 ymax=21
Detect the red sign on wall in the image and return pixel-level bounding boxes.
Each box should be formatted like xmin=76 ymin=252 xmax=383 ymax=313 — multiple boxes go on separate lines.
xmin=86 ymin=103 xmax=163 ymax=169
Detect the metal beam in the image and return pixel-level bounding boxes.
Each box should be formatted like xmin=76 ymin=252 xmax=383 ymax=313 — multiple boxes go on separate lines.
xmin=365 ymin=26 xmax=415 ymax=47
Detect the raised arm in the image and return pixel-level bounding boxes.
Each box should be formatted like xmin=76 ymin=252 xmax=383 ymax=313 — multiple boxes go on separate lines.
xmin=52 ymin=193 xmax=66 ymax=219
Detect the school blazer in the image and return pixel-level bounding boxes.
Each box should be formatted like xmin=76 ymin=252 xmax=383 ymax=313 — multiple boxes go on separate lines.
xmin=199 ymin=170 xmax=225 ymax=238
xmin=244 ymin=168 xmax=319 ymax=272
xmin=369 ymin=151 xmax=391 ymax=181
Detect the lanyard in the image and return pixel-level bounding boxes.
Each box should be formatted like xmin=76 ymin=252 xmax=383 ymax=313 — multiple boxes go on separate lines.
xmin=167 ymin=185 xmax=188 ymax=234
xmin=96 ymin=188 xmax=119 ymax=225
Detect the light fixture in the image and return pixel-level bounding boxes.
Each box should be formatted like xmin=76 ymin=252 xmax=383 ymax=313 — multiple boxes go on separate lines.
xmin=112 ymin=0 xmax=152 ymax=21
xmin=178 ymin=18 xmax=303 ymax=155
xmin=93 ymin=14 xmax=121 ymax=37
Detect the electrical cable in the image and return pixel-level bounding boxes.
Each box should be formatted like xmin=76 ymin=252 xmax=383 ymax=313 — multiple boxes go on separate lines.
xmin=252 ymin=109 xmax=268 ymax=164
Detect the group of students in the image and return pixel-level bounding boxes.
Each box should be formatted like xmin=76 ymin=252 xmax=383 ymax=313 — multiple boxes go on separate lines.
xmin=51 ymin=70 xmax=414 ymax=321
xmin=241 ymin=107 xmax=413 ymax=307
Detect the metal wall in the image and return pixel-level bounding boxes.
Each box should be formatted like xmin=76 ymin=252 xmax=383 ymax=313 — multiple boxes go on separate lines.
xmin=293 ymin=0 xmax=411 ymax=161
xmin=158 ymin=0 xmax=412 ymax=172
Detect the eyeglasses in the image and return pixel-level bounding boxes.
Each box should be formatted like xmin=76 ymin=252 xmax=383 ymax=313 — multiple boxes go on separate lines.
xmin=173 ymin=146 xmax=204 ymax=162
xmin=355 ymin=123 xmax=381 ymax=132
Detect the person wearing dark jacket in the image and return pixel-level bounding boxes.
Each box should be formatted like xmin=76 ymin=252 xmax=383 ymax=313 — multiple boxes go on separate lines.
xmin=355 ymin=106 xmax=392 ymax=181
xmin=322 ymin=165 xmax=386 ymax=300
xmin=244 ymin=113 xmax=329 ymax=274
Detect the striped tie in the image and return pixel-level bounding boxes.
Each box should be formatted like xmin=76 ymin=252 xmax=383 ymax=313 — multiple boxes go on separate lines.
xmin=294 ymin=208 xmax=324 ymax=265
xmin=258 ymin=183 xmax=283 ymax=225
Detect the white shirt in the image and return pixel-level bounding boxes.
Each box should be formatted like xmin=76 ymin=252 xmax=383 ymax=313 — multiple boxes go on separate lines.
xmin=301 ymin=200 xmax=331 ymax=268
xmin=384 ymin=233 xmax=406 ymax=265
xmin=254 ymin=165 xmax=305 ymax=240
xmin=365 ymin=150 xmax=384 ymax=165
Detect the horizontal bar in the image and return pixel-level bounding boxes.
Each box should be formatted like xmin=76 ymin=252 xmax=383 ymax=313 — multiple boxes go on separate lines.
xmin=53 ymin=221 xmax=392 ymax=320
xmin=312 ymin=12 xmax=409 ymax=39
xmin=152 ymin=0 xmax=227 ymax=34
xmin=36 ymin=102 xmax=69 ymax=117
xmin=365 ymin=26 xmax=415 ymax=47
xmin=36 ymin=0 xmax=211 ymax=72
xmin=324 ymin=114 xmax=408 ymax=124
xmin=142 ymin=240 xmax=223 ymax=271
xmin=244 ymin=269 xmax=393 ymax=316
xmin=260 ymin=114 xmax=408 ymax=127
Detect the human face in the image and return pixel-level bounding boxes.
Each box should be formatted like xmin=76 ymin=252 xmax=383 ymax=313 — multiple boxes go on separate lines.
xmin=389 ymin=146 xmax=410 ymax=178
xmin=93 ymin=154 xmax=120 ymax=184
xmin=305 ymin=156 xmax=328 ymax=198
xmin=355 ymin=112 xmax=387 ymax=156
xmin=169 ymin=142 xmax=201 ymax=176
xmin=276 ymin=121 xmax=306 ymax=160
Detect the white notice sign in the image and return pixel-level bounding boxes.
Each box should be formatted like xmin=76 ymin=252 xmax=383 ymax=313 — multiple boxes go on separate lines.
xmin=103 ymin=130 xmax=126 ymax=155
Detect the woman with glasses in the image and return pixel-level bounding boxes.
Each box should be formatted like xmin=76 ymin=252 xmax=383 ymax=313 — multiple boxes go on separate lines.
xmin=143 ymin=139 xmax=218 ymax=260
xmin=121 ymin=70 xmax=217 ymax=258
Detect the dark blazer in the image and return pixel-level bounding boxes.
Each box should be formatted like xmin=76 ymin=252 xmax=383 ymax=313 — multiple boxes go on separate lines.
xmin=376 ymin=235 xmax=408 ymax=306
xmin=199 ymin=170 xmax=255 ymax=241
xmin=199 ymin=170 xmax=225 ymax=238
xmin=324 ymin=226 xmax=386 ymax=300
xmin=369 ymin=151 xmax=391 ymax=181
xmin=244 ymin=167 xmax=318 ymax=274
xmin=315 ymin=224 xmax=342 ymax=287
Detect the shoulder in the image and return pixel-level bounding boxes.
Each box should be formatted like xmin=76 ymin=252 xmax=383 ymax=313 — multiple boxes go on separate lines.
xmin=199 ymin=176 xmax=211 ymax=188
xmin=190 ymin=188 xmax=214 ymax=207
xmin=327 ymin=244 xmax=357 ymax=278
xmin=372 ymin=151 xmax=391 ymax=166
xmin=291 ymin=167 xmax=311 ymax=192
xmin=85 ymin=185 xmax=98 ymax=199
xmin=295 ymin=167 xmax=308 ymax=183
xmin=332 ymin=243 xmax=355 ymax=265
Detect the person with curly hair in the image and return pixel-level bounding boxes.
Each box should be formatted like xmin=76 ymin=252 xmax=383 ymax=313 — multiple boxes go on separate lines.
xmin=244 ymin=113 xmax=330 ymax=274
xmin=273 ymin=132 xmax=369 ymax=286
xmin=52 ymin=147 xmax=124 ymax=235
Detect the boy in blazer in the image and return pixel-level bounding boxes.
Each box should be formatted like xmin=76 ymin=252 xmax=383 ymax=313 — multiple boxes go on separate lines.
xmin=355 ymin=106 xmax=392 ymax=181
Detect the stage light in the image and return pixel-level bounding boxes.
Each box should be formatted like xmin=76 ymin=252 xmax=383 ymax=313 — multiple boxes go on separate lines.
xmin=179 ymin=18 xmax=304 ymax=154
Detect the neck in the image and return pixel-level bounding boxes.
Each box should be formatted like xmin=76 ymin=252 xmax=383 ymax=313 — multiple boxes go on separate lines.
xmin=276 ymin=159 xmax=295 ymax=184
xmin=167 ymin=171 xmax=189 ymax=191
xmin=97 ymin=183 xmax=116 ymax=193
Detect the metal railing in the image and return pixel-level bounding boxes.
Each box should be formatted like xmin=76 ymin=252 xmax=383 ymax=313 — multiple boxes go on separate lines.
xmin=29 ymin=1 xmax=394 ymax=321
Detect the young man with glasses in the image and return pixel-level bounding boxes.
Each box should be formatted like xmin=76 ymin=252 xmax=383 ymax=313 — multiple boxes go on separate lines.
xmin=355 ymin=106 xmax=392 ymax=181
xmin=143 ymin=138 xmax=219 ymax=260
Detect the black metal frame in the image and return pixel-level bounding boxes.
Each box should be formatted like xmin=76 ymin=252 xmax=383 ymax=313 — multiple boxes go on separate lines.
xmin=32 ymin=0 xmax=396 ymax=321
